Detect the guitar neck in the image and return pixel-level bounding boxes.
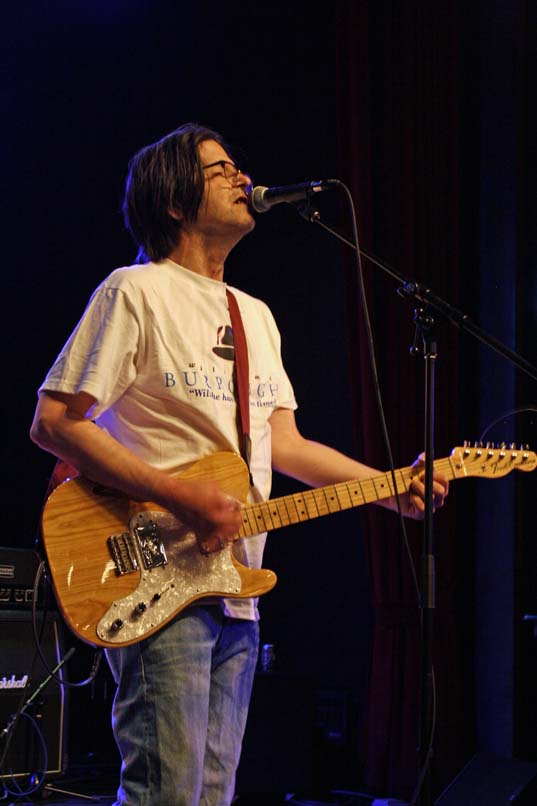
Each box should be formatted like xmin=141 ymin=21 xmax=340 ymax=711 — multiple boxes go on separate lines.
xmin=238 ymin=455 xmax=459 ymax=538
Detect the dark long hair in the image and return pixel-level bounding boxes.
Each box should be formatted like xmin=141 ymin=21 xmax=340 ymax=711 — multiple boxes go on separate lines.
xmin=123 ymin=123 xmax=231 ymax=263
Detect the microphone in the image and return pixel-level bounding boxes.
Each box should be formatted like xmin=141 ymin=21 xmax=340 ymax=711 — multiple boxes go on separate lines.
xmin=248 ymin=179 xmax=338 ymax=214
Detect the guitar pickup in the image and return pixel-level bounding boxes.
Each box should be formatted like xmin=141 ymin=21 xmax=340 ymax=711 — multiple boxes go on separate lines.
xmin=131 ymin=513 xmax=168 ymax=570
xmin=108 ymin=513 xmax=168 ymax=575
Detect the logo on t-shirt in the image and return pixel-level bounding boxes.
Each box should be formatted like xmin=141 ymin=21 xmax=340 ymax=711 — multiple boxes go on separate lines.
xmin=212 ymin=325 xmax=235 ymax=361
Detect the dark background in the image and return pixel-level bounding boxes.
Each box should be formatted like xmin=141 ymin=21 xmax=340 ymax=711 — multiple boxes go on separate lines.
xmin=3 ymin=0 xmax=536 ymax=801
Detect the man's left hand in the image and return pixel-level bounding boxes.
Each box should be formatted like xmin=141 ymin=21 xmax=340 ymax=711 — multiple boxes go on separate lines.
xmin=400 ymin=453 xmax=449 ymax=520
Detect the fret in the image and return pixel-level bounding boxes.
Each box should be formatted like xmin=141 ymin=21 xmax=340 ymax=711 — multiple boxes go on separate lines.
xmin=289 ymin=493 xmax=310 ymax=522
xmin=274 ymin=497 xmax=292 ymax=528
xmin=395 ymin=469 xmax=410 ymax=496
xmin=250 ymin=503 xmax=268 ymax=532
xmin=259 ymin=500 xmax=281 ymax=530
xmin=334 ymin=482 xmax=352 ymax=510
xmin=302 ymin=490 xmax=320 ymax=519
xmin=282 ymin=493 xmax=301 ymax=525
xmin=372 ymin=474 xmax=388 ymax=498
xmin=312 ymin=487 xmax=332 ymax=516
xmin=345 ymin=480 xmax=367 ymax=507
xmin=242 ymin=506 xmax=259 ymax=537
xmin=359 ymin=479 xmax=379 ymax=504
xmin=382 ymin=472 xmax=396 ymax=496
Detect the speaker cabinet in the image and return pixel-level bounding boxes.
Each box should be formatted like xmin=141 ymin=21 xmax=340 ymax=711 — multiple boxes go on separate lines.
xmin=0 ymin=610 xmax=67 ymax=782
xmin=435 ymin=752 xmax=537 ymax=806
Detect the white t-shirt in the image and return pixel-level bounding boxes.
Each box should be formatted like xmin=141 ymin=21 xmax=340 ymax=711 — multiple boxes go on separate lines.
xmin=39 ymin=258 xmax=297 ymax=619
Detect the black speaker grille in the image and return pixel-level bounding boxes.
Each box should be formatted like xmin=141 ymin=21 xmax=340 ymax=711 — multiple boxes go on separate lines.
xmin=0 ymin=610 xmax=67 ymax=781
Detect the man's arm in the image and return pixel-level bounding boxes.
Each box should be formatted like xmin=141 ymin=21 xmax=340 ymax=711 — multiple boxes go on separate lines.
xmin=30 ymin=391 xmax=242 ymax=548
xmin=269 ymin=408 xmax=449 ymax=518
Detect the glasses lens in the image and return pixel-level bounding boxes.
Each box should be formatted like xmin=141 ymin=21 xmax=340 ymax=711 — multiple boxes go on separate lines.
xmin=224 ymin=163 xmax=240 ymax=184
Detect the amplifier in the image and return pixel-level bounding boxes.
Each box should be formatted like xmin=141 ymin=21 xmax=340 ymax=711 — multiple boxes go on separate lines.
xmin=0 ymin=546 xmax=44 ymax=609
xmin=0 ymin=609 xmax=68 ymax=782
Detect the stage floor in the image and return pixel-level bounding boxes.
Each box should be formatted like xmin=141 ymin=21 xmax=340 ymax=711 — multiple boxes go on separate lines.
xmin=1 ymin=766 xmax=374 ymax=806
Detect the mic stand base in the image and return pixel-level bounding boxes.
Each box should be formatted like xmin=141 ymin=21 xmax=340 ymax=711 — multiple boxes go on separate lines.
xmin=42 ymin=782 xmax=102 ymax=802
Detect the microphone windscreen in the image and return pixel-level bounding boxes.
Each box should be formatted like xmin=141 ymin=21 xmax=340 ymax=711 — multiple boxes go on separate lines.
xmin=248 ymin=186 xmax=269 ymax=214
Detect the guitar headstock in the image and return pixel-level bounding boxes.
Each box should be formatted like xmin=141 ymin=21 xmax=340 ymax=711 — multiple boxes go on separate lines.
xmin=450 ymin=443 xmax=536 ymax=479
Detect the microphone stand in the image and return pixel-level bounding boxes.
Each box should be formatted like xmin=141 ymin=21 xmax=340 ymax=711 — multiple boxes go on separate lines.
xmin=295 ymin=199 xmax=537 ymax=806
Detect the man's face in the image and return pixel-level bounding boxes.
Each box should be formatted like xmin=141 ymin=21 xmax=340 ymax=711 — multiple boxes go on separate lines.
xmin=193 ymin=139 xmax=255 ymax=240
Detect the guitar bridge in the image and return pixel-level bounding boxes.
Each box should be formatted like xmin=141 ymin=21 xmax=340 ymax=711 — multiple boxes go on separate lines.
xmin=108 ymin=532 xmax=139 ymax=575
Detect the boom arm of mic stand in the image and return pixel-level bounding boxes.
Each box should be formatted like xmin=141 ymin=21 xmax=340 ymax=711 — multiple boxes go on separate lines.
xmin=298 ymin=206 xmax=537 ymax=383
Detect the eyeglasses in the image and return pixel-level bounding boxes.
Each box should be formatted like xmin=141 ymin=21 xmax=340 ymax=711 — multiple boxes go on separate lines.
xmin=202 ymin=160 xmax=244 ymax=186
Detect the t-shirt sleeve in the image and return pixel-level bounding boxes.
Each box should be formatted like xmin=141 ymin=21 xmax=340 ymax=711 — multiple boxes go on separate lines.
xmin=38 ymin=283 xmax=141 ymax=418
xmin=274 ymin=365 xmax=297 ymax=412
xmin=256 ymin=298 xmax=298 ymax=413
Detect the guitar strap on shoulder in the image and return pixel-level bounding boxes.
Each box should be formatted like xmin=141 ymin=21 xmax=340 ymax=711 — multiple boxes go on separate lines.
xmin=226 ymin=289 xmax=253 ymax=485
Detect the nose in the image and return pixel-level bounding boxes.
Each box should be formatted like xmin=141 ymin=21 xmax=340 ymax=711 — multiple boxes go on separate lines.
xmin=237 ymin=170 xmax=252 ymax=191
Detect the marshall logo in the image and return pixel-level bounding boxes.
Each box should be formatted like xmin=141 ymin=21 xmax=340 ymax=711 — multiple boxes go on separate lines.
xmin=0 ymin=674 xmax=29 ymax=690
xmin=0 ymin=587 xmax=34 ymax=605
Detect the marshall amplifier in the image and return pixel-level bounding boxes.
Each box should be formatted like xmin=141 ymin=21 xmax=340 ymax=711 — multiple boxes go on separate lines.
xmin=0 ymin=609 xmax=68 ymax=782
xmin=0 ymin=546 xmax=44 ymax=610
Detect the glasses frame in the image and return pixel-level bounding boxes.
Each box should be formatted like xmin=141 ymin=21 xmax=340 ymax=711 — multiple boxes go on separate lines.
xmin=202 ymin=159 xmax=243 ymax=186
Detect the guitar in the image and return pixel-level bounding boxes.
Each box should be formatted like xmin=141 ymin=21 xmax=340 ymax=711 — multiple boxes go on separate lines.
xmin=40 ymin=444 xmax=535 ymax=648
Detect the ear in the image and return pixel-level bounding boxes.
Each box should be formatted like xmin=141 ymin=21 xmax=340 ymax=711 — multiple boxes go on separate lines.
xmin=168 ymin=207 xmax=184 ymax=222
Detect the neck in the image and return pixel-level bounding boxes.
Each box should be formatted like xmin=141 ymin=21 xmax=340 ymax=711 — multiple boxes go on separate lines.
xmin=168 ymin=233 xmax=237 ymax=281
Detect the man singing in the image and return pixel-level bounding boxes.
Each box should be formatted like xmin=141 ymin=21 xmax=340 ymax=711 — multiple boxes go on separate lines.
xmin=31 ymin=123 xmax=448 ymax=806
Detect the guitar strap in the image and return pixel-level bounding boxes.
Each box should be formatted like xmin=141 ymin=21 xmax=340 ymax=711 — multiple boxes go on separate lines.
xmin=226 ymin=288 xmax=253 ymax=485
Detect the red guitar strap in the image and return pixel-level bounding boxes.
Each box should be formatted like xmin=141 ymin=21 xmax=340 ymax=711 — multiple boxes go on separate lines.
xmin=226 ymin=289 xmax=252 ymax=482
xmin=45 ymin=457 xmax=79 ymax=497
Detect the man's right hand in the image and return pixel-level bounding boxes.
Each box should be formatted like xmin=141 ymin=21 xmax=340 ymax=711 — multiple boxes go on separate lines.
xmin=165 ymin=479 xmax=243 ymax=555
xmin=31 ymin=391 xmax=243 ymax=556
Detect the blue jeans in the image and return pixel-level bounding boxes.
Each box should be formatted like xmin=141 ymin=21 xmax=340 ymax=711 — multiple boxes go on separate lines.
xmin=106 ymin=605 xmax=260 ymax=806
